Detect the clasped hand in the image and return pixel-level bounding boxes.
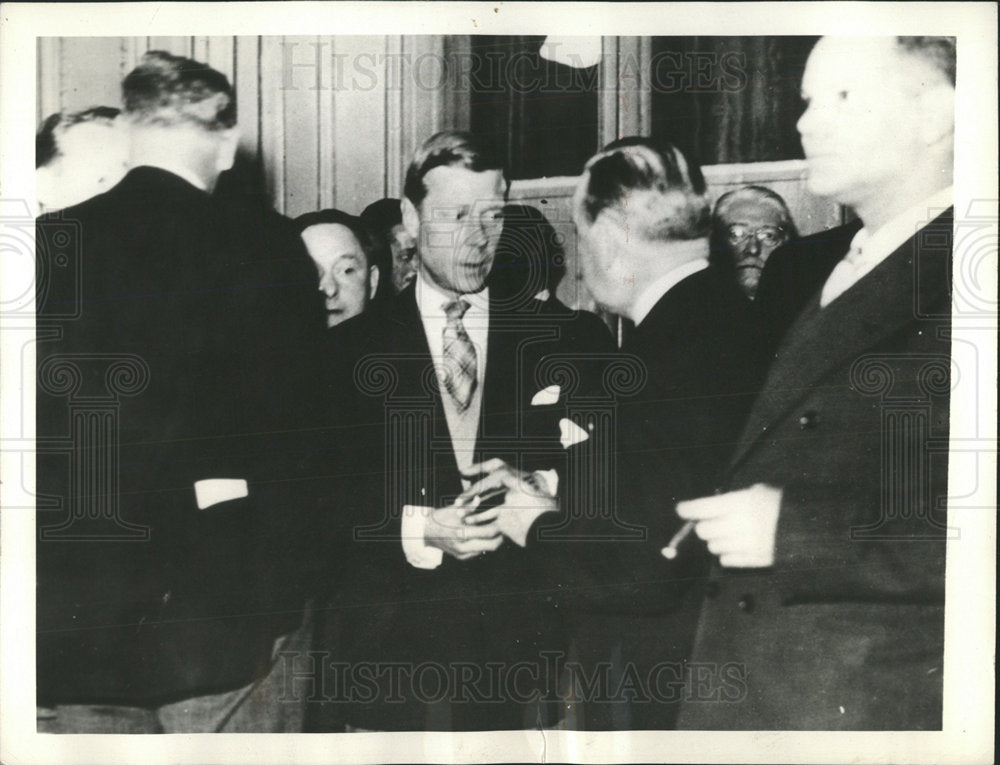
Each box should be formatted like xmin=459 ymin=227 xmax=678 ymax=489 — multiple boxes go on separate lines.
xmin=424 ymin=459 xmax=558 ymax=559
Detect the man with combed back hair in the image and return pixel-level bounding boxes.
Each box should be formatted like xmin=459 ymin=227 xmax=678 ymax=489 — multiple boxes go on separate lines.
xmin=677 ymin=36 xmax=955 ymax=730
xmin=311 ymin=130 xmax=613 ymax=731
xmin=460 ymin=138 xmax=765 ymax=729
xmin=36 ymin=50 xmax=321 ymax=732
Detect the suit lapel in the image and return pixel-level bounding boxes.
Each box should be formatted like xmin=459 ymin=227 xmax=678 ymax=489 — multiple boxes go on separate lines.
xmin=731 ymin=210 xmax=953 ymax=469
xmin=382 ymin=288 xmax=466 ymax=496
xmin=478 ymin=308 xmax=521 ymax=444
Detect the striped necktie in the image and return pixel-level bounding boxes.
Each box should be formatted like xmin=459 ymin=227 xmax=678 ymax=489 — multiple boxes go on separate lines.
xmin=441 ymin=298 xmax=478 ymax=412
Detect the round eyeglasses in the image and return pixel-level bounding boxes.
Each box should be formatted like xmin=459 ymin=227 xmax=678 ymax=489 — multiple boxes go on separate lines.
xmin=726 ymin=224 xmax=787 ymax=247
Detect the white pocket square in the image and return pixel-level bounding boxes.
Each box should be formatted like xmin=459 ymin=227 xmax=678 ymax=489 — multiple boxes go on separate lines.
xmin=559 ymin=418 xmax=590 ymax=449
xmin=531 ymin=384 xmax=561 ymax=406
xmin=194 ymin=478 xmax=248 ymax=510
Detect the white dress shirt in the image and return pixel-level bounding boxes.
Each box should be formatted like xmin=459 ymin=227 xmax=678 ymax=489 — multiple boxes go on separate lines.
xmin=820 ymin=186 xmax=953 ymax=307
xmin=401 ymin=274 xmax=490 ymax=568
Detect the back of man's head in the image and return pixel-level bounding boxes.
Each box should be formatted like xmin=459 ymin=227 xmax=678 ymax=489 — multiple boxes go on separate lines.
xmin=36 ymin=106 xmax=121 ymax=170
xmin=36 ymin=107 xmax=128 ymax=212
xmin=403 ymin=130 xmax=505 ymax=210
xmin=121 ymin=51 xmax=238 ymax=190
xmin=123 ymin=50 xmax=235 ymax=131
xmin=573 ymin=138 xmax=710 ymax=243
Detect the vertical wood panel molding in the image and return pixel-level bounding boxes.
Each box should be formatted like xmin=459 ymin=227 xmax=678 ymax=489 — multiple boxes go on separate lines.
xmin=34 ymin=36 xmax=835 ymax=231
xmin=331 ymin=36 xmax=389 ymax=213
xmin=233 ymin=36 xmax=260 ymax=160
xmin=280 ymin=35 xmax=322 ymax=217
xmin=258 ymin=37 xmax=286 ymax=213
xmin=317 ymin=37 xmax=337 ymax=210
xmin=616 ymin=36 xmax=651 ymax=139
xmin=37 ymin=38 xmax=62 ymax=122
xmin=385 ymin=35 xmax=405 ymax=198
xmin=597 ymin=36 xmax=618 ymax=148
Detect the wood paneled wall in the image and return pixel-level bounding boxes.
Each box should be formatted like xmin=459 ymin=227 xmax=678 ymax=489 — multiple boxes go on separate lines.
xmin=37 ymin=35 xmax=471 ymax=216
xmin=38 ymin=36 xmax=840 ymax=234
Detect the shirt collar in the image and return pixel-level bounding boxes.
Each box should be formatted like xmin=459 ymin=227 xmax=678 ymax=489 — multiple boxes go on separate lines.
xmin=414 ymin=271 xmax=489 ymax=318
xmin=852 ymin=185 xmax=953 ymax=266
xmin=631 ymin=254 xmax=710 ymax=327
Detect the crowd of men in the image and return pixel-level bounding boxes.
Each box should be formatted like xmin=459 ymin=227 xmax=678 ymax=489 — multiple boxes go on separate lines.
xmin=35 ymin=35 xmax=955 ymax=733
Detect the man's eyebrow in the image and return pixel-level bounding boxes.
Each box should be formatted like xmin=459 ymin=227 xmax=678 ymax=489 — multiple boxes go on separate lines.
xmin=334 ymin=252 xmax=363 ymax=263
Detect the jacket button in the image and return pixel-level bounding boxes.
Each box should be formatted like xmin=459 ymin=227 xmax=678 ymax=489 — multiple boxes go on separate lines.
xmin=737 ymin=594 xmax=755 ymax=613
xmin=799 ymin=410 xmax=819 ymax=430
xmin=705 ymin=581 xmax=720 ymax=599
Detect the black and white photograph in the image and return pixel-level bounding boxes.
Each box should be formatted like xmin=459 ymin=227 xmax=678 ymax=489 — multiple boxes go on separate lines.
xmin=0 ymin=3 xmax=996 ymax=763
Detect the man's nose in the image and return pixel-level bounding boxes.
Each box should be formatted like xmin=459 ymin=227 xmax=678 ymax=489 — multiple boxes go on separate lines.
xmin=461 ymin=224 xmax=488 ymax=253
xmin=320 ymin=273 xmax=338 ymax=298
xmin=745 ymin=235 xmax=762 ymax=255
xmin=796 ymin=102 xmax=824 ymax=140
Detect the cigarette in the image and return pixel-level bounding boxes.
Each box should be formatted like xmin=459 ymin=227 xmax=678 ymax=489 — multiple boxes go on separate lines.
xmin=459 ymin=487 xmax=507 ymax=522
xmin=660 ymin=520 xmax=696 ymax=560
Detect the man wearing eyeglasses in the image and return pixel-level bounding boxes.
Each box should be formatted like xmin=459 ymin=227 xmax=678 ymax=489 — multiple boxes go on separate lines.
xmin=311 ymin=130 xmax=613 ymax=731
xmin=710 ymin=185 xmax=798 ymax=302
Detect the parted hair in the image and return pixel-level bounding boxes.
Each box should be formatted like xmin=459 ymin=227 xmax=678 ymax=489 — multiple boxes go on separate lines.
xmin=403 ymin=130 xmax=505 ymax=208
xmin=122 ymin=50 xmax=236 ymax=131
xmin=574 ymin=138 xmax=710 ymax=242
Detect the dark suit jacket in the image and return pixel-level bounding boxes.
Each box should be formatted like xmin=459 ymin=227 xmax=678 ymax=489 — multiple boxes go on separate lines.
xmin=678 ymin=209 xmax=952 ymax=730
xmin=35 ymin=167 xmax=323 ymax=705
xmin=755 ymin=218 xmax=863 ymax=357
xmin=311 ymin=285 xmax=614 ymax=730
xmin=524 ymin=265 xmax=766 ymax=729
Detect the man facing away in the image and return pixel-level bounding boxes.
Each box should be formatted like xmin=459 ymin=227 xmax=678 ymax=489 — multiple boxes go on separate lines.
xmin=309 ymin=131 xmax=613 ymax=731
xmin=676 ymin=36 xmax=955 ymax=730
xmin=36 ymin=51 xmax=321 ymax=733
xmin=35 ymin=106 xmax=130 ymax=214
xmin=461 ymin=138 xmax=766 ymax=729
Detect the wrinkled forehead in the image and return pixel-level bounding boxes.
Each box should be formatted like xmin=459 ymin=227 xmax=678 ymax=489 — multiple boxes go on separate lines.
xmin=419 ymin=165 xmax=505 ymax=211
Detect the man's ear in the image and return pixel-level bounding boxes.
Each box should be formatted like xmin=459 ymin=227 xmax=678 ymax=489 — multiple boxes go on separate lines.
xmin=401 ymin=197 xmax=420 ymax=242
xmin=917 ymin=84 xmax=955 ymax=147
xmin=368 ymin=265 xmax=380 ymax=299
xmin=215 ymin=127 xmax=240 ymax=173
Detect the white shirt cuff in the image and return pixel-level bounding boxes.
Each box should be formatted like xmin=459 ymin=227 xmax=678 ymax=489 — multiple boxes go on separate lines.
xmin=401 ymin=505 xmax=444 ymax=569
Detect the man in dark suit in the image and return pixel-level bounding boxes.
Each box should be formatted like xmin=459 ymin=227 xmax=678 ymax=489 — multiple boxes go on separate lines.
xmin=753 ymin=216 xmax=862 ymax=357
xmin=35 ymin=51 xmax=321 ymax=732
xmin=676 ymin=36 xmax=955 ymax=730
xmin=310 ymin=131 xmax=613 ymax=731
xmin=460 ymin=139 xmax=766 ymax=729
